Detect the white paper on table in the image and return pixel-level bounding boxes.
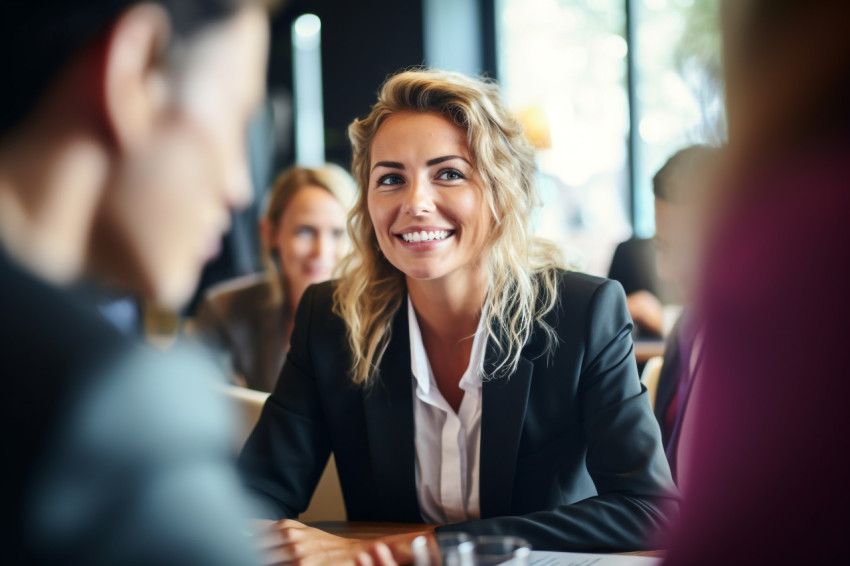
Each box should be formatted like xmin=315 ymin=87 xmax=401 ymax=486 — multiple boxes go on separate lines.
xmin=529 ymin=551 xmax=663 ymax=566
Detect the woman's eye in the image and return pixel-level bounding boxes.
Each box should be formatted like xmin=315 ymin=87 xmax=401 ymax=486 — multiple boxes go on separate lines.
xmin=437 ymin=169 xmax=465 ymax=181
xmin=377 ymin=174 xmax=404 ymax=186
xmin=296 ymin=226 xmax=316 ymax=237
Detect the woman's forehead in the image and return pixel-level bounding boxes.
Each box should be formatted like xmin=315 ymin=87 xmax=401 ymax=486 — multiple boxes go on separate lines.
xmin=370 ymin=111 xmax=471 ymax=163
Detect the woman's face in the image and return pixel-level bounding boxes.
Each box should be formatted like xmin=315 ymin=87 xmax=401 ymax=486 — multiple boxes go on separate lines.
xmin=268 ymin=185 xmax=347 ymax=305
xmin=367 ymin=111 xmax=492 ymax=284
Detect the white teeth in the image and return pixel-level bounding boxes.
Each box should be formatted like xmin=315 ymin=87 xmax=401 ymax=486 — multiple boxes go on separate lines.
xmin=401 ymin=230 xmax=451 ymax=243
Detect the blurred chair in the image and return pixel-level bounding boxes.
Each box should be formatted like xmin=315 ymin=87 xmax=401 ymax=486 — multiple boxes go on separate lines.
xmin=219 ymin=384 xmax=346 ymax=522
xmin=641 ymin=356 xmax=664 ymax=411
xmin=220 ymin=384 xmax=269 ymax=449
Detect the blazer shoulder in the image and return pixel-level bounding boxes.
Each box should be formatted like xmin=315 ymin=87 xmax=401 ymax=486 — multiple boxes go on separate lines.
xmin=538 ymin=270 xmax=629 ymax=345
xmin=293 ymin=280 xmax=345 ymax=337
xmin=304 ymin=279 xmax=337 ymax=303
xmin=200 ymin=273 xmax=276 ymax=319
xmin=204 ymin=272 xmax=273 ymax=304
xmin=553 ymin=269 xmax=625 ymax=307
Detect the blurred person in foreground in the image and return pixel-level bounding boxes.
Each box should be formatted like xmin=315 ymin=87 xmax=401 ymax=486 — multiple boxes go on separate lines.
xmin=239 ymin=69 xmax=677 ymax=565
xmin=663 ymin=1 xmax=850 ymax=564
xmin=649 ymin=145 xmax=720 ymax=481
xmin=193 ymin=164 xmax=354 ymax=392
xmin=0 ymin=1 xmax=322 ymax=564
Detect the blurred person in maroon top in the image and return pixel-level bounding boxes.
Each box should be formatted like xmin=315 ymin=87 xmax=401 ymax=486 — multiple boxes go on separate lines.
xmin=664 ymin=1 xmax=850 ymax=564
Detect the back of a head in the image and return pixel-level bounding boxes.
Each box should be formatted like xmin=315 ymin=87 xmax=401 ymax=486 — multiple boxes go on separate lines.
xmin=653 ymin=145 xmax=720 ymax=206
xmin=0 ymin=0 xmax=262 ymax=138
xmin=721 ymin=0 xmax=850 ymax=160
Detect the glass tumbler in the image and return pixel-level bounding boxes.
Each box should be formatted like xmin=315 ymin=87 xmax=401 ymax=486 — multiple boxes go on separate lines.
xmin=411 ymin=533 xmax=476 ymax=566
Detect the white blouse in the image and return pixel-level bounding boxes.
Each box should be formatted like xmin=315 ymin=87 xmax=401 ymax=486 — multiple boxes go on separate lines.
xmin=407 ymin=296 xmax=487 ymax=524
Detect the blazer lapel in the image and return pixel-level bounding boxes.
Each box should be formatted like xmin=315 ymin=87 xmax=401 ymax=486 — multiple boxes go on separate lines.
xmin=360 ymin=304 xmax=421 ymax=522
xmin=479 ymin=347 xmax=534 ymax=518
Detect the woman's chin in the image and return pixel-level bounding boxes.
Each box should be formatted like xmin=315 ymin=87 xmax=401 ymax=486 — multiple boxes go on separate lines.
xmin=301 ymin=272 xmax=332 ymax=285
xmin=400 ymin=266 xmax=449 ymax=282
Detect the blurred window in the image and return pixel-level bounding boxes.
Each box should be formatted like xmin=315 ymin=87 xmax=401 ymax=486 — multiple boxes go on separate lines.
xmin=496 ymin=0 xmax=722 ymax=274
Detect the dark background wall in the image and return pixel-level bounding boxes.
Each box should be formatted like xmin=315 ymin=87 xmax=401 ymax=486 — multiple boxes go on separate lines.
xmin=186 ymin=0 xmax=427 ymax=313
xmin=270 ymin=0 xmax=426 ymax=170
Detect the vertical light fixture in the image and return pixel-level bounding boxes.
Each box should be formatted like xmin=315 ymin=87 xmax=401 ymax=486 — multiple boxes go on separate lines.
xmin=423 ymin=0 xmax=483 ymax=76
xmin=292 ymin=13 xmax=324 ymax=166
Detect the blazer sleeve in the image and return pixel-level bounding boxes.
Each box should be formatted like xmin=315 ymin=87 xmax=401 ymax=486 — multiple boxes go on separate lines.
xmin=439 ymin=279 xmax=679 ymax=551
xmin=237 ymin=285 xmax=332 ymax=519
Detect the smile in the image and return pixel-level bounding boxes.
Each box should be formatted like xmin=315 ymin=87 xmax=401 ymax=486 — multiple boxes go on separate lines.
xmin=399 ymin=230 xmax=453 ymax=243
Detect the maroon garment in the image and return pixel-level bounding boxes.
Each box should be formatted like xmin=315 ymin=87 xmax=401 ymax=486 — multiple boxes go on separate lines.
xmin=663 ymin=142 xmax=850 ymax=565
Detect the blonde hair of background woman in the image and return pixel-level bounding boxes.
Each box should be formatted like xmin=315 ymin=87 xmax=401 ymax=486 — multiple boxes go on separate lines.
xmin=262 ymin=164 xmax=355 ymax=306
xmin=335 ymin=68 xmax=564 ymax=387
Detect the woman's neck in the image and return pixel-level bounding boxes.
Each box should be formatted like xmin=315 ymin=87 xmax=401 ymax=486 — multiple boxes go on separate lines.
xmin=406 ymin=267 xmax=489 ymax=345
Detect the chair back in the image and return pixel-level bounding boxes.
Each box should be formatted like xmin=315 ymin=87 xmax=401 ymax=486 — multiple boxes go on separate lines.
xmin=219 ymin=384 xmax=346 ymax=521
xmin=641 ymin=355 xmax=664 ymax=411
xmin=220 ymin=384 xmax=269 ymax=450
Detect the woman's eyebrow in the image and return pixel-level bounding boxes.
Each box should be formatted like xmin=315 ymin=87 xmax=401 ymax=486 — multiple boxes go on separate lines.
xmin=426 ymin=155 xmax=471 ymax=166
xmin=371 ymin=161 xmax=404 ymax=172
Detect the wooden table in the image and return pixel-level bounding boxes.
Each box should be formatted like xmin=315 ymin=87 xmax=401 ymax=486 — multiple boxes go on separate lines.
xmin=307 ymin=522 xmax=665 ymax=558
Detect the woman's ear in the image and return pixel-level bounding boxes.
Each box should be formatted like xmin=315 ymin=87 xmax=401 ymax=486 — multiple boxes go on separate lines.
xmin=100 ymin=3 xmax=171 ymax=151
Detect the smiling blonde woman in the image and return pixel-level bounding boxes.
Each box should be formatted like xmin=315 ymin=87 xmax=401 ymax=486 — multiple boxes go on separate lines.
xmin=239 ymin=69 xmax=677 ymax=565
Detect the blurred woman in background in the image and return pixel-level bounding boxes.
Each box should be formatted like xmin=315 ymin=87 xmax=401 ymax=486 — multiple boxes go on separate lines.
xmin=194 ymin=164 xmax=354 ymax=392
xmin=239 ymin=69 xmax=677 ymax=564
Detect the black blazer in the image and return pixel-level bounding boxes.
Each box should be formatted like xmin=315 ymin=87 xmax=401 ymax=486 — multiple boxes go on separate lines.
xmin=239 ymin=271 xmax=678 ymax=552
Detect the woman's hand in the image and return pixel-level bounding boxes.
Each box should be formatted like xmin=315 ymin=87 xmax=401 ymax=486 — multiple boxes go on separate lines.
xmin=254 ymin=519 xmax=402 ymax=566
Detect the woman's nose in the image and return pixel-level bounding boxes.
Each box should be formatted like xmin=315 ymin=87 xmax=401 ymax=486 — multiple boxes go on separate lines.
xmin=314 ymin=232 xmax=332 ymax=260
xmin=400 ymin=176 xmax=435 ymax=216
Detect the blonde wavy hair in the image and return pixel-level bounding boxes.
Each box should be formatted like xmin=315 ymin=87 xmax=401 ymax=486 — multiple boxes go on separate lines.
xmin=334 ymin=68 xmax=564 ymax=386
